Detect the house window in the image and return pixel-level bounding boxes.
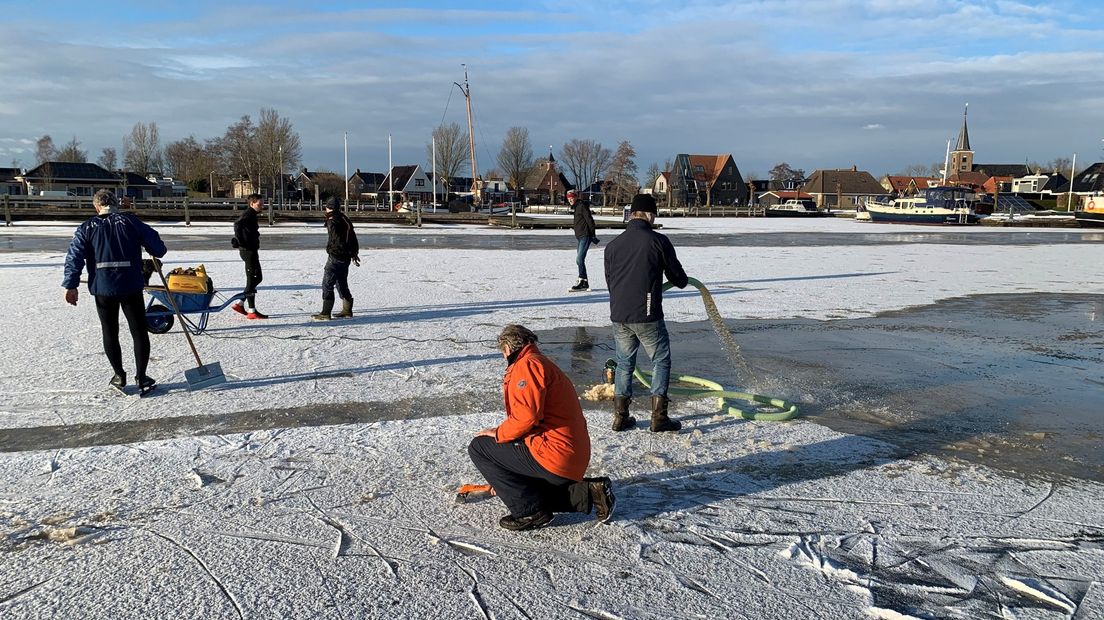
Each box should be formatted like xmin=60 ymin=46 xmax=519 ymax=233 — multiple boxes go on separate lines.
xmin=415 ymin=178 xmax=425 ymax=187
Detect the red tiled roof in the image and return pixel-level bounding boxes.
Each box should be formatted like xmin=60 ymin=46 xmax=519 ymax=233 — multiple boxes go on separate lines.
xmin=950 ymin=171 xmax=990 ymax=187
xmin=884 ymin=175 xmax=940 ymax=192
xmin=687 ymin=155 xmax=729 ymax=183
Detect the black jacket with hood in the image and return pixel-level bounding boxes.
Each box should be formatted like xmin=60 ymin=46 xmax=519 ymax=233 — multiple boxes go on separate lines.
xmin=233 ymin=207 xmax=260 ymax=251
xmin=325 ymin=209 xmax=359 ymax=261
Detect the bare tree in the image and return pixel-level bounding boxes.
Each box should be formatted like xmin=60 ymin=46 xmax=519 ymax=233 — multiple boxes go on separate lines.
xmin=163 ymin=136 xmax=220 ymax=192
xmin=769 ymin=162 xmax=805 ymax=182
xmin=426 ymin=122 xmax=469 ymax=193
xmin=122 ymin=122 xmax=163 ymax=173
xmin=97 ymin=147 xmax=117 ymax=170
xmin=56 ymin=136 xmax=87 ymax=163
xmin=604 ymin=141 xmax=638 ymax=206
xmin=1047 ymin=157 xmax=1078 ymax=176
xmin=643 ymin=162 xmax=661 ymax=190
xmin=219 ymin=116 xmax=259 ymax=189
xmin=254 ymin=108 xmax=301 ymax=200
xmin=35 ymin=135 xmax=57 ymax=164
xmin=900 ymin=163 xmax=934 ymax=177
xmin=32 ymin=135 xmax=58 ymax=191
xmin=496 ymin=126 xmax=533 ymax=199
xmin=559 ymin=138 xmax=611 ymax=192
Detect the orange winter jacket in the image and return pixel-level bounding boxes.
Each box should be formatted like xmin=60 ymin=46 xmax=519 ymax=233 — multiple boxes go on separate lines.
xmin=496 ymin=343 xmax=591 ymax=481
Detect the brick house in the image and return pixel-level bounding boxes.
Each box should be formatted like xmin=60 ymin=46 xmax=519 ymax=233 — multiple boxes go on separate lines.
xmin=802 ymin=167 xmax=888 ymax=210
xmin=665 ymin=154 xmax=747 ymax=209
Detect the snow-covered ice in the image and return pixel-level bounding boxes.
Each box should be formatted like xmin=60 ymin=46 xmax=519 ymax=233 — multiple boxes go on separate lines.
xmin=1 ymin=218 xmax=1101 ymax=619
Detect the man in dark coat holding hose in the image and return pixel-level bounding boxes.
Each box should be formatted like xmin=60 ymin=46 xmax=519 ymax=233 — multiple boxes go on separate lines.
xmin=603 ymin=193 xmax=688 ymax=432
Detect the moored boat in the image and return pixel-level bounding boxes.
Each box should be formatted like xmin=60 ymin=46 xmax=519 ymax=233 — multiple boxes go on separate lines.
xmin=765 ymin=199 xmax=826 ymax=217
xmin=1074 ymin=196 xmax=1104 ymax=227
xmin=865 ymin=186 xmax=979 ymax=224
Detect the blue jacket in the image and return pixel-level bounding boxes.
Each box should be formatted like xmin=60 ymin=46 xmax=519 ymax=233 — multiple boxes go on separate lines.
xmin=62 ymin=212 xmax=167 ymax=297
xmin=604 ymin=218 xmax=688 ymax=323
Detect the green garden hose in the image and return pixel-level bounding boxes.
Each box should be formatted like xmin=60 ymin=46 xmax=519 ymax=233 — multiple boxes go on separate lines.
xmin=620 ymin=276 xmax=800 ymax=422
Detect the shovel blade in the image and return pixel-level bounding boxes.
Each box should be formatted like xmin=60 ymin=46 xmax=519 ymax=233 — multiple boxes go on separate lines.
xmin=185 ymin=361 xmax=226 ymax=390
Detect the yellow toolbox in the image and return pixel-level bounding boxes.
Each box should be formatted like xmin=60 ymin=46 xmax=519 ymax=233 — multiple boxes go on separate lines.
xmin=166 ymin=265 xmax=210 ymax=294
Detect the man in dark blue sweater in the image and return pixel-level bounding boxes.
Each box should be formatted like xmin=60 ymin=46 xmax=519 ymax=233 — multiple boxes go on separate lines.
xmin=62 ymin=190 xmax=167 ymax=394
xmin=603 ymin=194 xmax=688 ymax=432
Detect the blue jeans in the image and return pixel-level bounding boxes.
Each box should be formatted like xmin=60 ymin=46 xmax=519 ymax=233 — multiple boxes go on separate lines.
xmin=575 ymin=237 xmax=592 ymax=280
xmin=613 ymin=320 xmax=671 ymax=398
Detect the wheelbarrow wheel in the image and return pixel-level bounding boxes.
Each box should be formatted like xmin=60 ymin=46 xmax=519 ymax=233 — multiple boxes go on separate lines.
xmin=146 ymin=304 xmax=175 ymax=334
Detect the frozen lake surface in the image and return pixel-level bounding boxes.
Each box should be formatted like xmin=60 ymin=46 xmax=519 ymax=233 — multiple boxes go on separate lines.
xmin=1 ymin=218 xmax=1102 ymax=618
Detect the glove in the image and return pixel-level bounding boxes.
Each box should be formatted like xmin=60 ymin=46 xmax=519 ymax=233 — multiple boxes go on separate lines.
xmin=231 ymin=237 xmax=240 ymax=249
xmin=591 ymin=237 xmax=600 ymax=245
xmin=353 ymin=257 xmax=361 ymax=267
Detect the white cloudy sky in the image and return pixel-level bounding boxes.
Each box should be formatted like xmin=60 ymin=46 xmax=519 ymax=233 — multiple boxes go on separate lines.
xmin=1 ymin=0 xmax=1102 ymax=178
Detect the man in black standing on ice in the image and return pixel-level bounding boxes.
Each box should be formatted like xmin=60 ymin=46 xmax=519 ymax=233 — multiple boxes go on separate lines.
xmin=62 ymin=190 xmax=167 ymax=396
xmin=313 ymin=196 xmax=360 ymax=320
xmin=604 ymin=193 xmax=688 ymax=432
xmin=232 ymin=193 xmax=267 ymax=319
xmin=568 ymin=189 xmax=599 ymax=292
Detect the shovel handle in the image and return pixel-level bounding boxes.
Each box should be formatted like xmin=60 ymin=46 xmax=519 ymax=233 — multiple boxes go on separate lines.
xmin=150 ymin=256 xmax=205 ymax=368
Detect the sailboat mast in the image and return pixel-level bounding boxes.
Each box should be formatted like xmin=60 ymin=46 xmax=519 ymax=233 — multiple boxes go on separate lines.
xmin=462 ymin=66 xmax=478 ymax=202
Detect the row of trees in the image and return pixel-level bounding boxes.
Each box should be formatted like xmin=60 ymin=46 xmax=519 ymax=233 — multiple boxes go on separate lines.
xmin=31 ymin=109 xmax=302 ymax=195
xmin=897 ymin=157 xmax=1080 ymax=178
xmin=487 ymin=129 xmax=640 ymax=204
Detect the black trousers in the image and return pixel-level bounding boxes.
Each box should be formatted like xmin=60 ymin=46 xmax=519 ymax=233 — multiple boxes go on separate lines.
xmin=321 ymin=256 xmax=352 ymax=302
xmin=468 ymin=436 xmax=591 ymax=518
xmin=94 ymin=293 xmax=150 ymax=379
xmin=239 ymin=249 xmax=263 ymax=307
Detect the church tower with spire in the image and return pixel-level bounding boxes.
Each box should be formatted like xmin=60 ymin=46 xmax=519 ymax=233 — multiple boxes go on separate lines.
xmin=950 ymin=104 xmax=974 ymax=176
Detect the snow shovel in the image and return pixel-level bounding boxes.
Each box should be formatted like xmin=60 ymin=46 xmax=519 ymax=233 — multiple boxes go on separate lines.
xmin=455 ymin=483 xmax=495 ymax=504
xmin=151 ymin=255 xmax=226 ymax=389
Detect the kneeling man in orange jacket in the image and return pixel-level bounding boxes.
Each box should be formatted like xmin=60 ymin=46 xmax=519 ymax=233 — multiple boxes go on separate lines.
xmin=468 ymin=324 xmax=616 ymax=531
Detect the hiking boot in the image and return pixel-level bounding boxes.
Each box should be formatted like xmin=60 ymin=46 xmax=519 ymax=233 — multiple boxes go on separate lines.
xmin=247 ymin=310 xmax=269 ymax=320
xmin=612 ymin=396 xmax=636 ymax=431
xmin=312 ymin=298 xmax=334 ymax=321
xmin=650 ymin=395 xmax=681 ymax=432
xmin=568 ymin=278 xmax=589 ymax=292
xmin=332 ymin=298 xmax=353 ymax=318
xmin=587 ymin=477 xmax=616 ymax=522
xmin=231 ymin=302 xmax=247 ymax=316
xmin=499 ymin=510 xmax=553 ymax=531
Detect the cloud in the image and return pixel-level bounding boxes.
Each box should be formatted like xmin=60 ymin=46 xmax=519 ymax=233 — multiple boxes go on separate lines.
xmin=0 ymin=2 xmax=1101 ymax=179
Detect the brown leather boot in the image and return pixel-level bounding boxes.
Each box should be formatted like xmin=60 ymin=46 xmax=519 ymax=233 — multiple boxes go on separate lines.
xmin=612 ymin=396 xmax=636 ymax=431
xmin=650 ymin=395 xmax=681 ymax=432
xmin=332 ymin=298 xmax=353 ymax=318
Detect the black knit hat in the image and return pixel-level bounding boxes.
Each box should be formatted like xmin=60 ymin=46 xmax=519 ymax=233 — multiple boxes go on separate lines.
xmin=324 ymin=196 xmax=341 ymax=210
xmin=630 ymin=193 xmax=657 ymax=214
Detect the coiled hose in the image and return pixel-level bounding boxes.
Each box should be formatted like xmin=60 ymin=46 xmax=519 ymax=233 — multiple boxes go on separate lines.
xmin=623 ymin=277 xmax=800 ymax=422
